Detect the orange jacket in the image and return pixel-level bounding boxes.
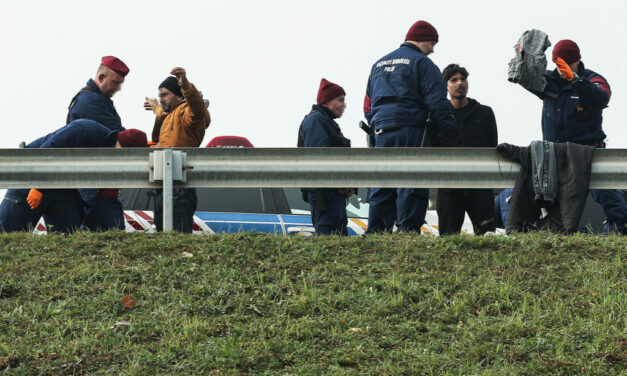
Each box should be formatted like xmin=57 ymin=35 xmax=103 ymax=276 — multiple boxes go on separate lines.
xmin=151 ymin=80 xmax=211 ymax=147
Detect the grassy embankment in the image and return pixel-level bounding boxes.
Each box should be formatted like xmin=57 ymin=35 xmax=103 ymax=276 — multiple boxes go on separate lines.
xmin=0 ymin=232 xmax=626 ymax=375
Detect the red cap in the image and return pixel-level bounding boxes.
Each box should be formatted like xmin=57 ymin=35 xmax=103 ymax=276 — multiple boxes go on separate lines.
xmin=405 ymin=20 xmax=438 ymax=43
xmin=552 ymin=40 xmax=581 ymax=65
xmin=101 ymin=56 xmax=130 ymax=77
xmin=206 ymin=136 xmax=254 ymax=148
xmin=117 ymin=129 xmax=147 ymax=147
xmin=316 ymin=78 xmax=346 ymax=105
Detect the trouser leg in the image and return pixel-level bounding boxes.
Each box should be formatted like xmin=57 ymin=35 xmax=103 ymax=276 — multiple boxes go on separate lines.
xmin=309 ymin=189 xmax=348 ymax=235
xmin=0 ymin=189 xmax=43 ymax=232
xmin=172 ymin=188 xmax=197 ymax=233
xmin=366 ymin=187 xmax=397 ymax=233
xmin=466 ymin=189 xmax=496 ymax=235
xmin=153 ymin=189 xmax=163 ymax=232
xmin=42 ymin=190 xmax=83 ymax=234
xmin=437 ymin=189 xmax=466 ymax=235
xmin=396 ymin=188 xmax=428 ymax=233
xmin=590 ymin=189 xmax=627 ymax=234
xmin=83 ymin=198 xmax=125 ymax=231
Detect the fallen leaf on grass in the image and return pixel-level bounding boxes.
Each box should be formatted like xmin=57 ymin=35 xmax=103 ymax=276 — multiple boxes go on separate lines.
xmin=122 ymin=295 xmax=136 ymax=310
xmin=181 ymin=252 xmax=193 ymax=258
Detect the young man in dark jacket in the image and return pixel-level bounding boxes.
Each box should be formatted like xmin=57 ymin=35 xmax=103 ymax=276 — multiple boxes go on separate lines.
xmin=297 ymin=78 xmax=353 ymax=235
xmin=364 ymin=20 xmax=458 ymax=233
xmin=0 ymin=120 xmax=146 ymax=234
xmin=437 ymin=64 xmax=498 ymax=235
xmin=526 ymin=40 xmax=627 ymax=233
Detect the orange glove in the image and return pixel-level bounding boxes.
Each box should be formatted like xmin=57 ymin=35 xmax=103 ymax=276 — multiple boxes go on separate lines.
xmin=26 ymin=189 xmax=43 ymax=210
xmin=555 ymin=57 xmax=574 ymax=81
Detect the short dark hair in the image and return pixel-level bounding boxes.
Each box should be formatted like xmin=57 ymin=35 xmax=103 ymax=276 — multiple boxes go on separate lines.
xmin=442 ymin=64 xmax=469 ymax=81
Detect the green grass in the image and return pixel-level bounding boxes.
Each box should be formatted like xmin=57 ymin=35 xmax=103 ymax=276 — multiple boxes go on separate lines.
xmin=0 ymin=232 xmax=626 ymax=375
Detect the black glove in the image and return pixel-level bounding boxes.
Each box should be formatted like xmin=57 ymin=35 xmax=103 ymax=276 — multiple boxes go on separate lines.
xmin=497 ymin=143 xmax=517 ymax=159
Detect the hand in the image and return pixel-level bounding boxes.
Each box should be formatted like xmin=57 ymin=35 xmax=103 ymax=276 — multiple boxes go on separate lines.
xmin=338 ymin=188 xmax=356 ymax=197
xmin=170 ymin=67 xmax=187 ymax=84
xmin=555 ymin=57 xmax=574 ymax=81
xmin=26 ymin=189 xmax=42 ymax=210
xmin=144 ymin=97 xmax=158 ymax=111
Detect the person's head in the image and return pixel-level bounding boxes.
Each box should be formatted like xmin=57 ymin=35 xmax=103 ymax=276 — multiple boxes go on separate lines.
xmin=94 ymin=56 xmax=129 ymax=98
xmin=405 ymin=20 xmax=438 ymax=55
xmin=158 ymin=76 xmax=184 ymax=112
xmin=552 ymin=39 xmax=581 ymax=71
xmin=442 ymin=64 xmax=469 ymax=99
xmin=115 ymin=129 xmax=148 ymax=148
xmin=317 ymin=78 xmax=346 ymax=118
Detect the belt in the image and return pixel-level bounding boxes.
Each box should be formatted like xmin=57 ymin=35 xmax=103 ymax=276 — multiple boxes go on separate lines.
xmin=374 ymin=125 xmax=403 ymax=135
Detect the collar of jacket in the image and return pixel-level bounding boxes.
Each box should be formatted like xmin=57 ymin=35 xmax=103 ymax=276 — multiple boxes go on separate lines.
xmin=311 ymin=104 xmax=338 ymax=119
xmin=167 ymin=98 xmax=187 ymax=113
xmin=451 ymin=98 xmax=479 ymax=121
xmin=400 ymin=41 xmax=425 ymax=55
xmin=86 ymin=78 xmax=107 ymax=97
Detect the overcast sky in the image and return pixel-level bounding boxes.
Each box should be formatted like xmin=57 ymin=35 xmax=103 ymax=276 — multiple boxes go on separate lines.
xmin=1 ymin=0 xmax=626 ymax=149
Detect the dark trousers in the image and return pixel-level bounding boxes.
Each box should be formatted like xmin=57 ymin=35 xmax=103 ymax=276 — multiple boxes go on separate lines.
xmin=0 ymin=189 xmax=83 ymax=233
xmin=437 ymin=189 xmax=496 ymax=235
xmin=153 ymin=188 xmax=197 ymax=233
xmin=367 ymin=126 xmax=428 ymax=233
xmin=308 ymin=189 xmax=348 ymax=235
xmin=590 ymin=189 xmax=627 ymax=234
xmin=83 ymin=198 xmax=125 ymax=231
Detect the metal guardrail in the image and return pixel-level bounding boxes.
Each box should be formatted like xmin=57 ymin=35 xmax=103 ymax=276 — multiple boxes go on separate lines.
xmin=1 ymin=147 xmax=627 ymax=230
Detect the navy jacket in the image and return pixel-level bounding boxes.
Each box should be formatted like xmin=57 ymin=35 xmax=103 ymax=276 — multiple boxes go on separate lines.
xmin=27 ymin=120 xmax=119 ymax=203
xmin=364 ymin=42 xmax=457 ymax=136
xmin=531 ymin=62 xmax=610 ymax=146
xmin=298 ymin=105 xmax=350 ymax=148
xmin=67 ymin=79 xmax=124 ymax=131
xmin=27 ymin=119 xmax=118 ymax=149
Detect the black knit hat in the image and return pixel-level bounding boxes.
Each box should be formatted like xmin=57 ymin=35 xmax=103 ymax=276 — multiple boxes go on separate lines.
xmin=159 ymin=76 xmax=183 ymax=97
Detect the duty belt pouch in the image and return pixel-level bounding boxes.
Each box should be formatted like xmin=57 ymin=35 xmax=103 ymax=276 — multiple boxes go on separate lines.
xmin=300 ymin=188 xmax=327 ymax=211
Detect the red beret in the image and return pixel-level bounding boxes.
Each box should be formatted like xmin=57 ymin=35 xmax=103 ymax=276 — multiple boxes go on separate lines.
xmin=405 ymin=20 xmax=439 ymax=43
xmin=316 ymin=78 xmax=346 ymax=105
xmin=117 ymin=129 xmax=147 ymax=147
xmin=552 ymin=40 xmax=581 ymax=65
xmin=101 ymin=56 xmax=130 ymax=77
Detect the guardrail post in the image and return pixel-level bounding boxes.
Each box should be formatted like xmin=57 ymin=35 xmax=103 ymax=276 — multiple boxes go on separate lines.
xmin=149 ymin=150 xmax=187 ymax=233
xmin=162 ymin=149 xmax=174 ymax=232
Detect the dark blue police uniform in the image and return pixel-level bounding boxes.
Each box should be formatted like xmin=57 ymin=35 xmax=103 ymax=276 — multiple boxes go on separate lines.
xmin=532 ymin=63 xmax=627 ymax=233
xmin=66 ymin=78 xmax=127 ymax=231
xmin=364 ymin=42 xmax=458 ymax=233
xmin=298 ymin=104 xmax=351 ymax=235
xmin=0 ymin=120 xmax=119 ymax=233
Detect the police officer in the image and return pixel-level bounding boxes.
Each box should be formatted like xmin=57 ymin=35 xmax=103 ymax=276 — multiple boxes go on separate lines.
xmin=364 ymin=20 xmax=458 ymax=233
xmin=0 ymin=120 xmax=147 ymax=234
xmin=66 ymin=56 xmax=132 ymax=231
xmin=298 ymin=78 xmax=353 ymax=235
xmin=525 ymin=39 xmax=627 ymax=234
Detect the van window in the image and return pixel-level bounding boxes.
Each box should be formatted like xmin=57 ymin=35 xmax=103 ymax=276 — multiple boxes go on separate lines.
xmin=282 ymin=188 xmax=369 ymax=218
xmin=122 ymin=188 xmax=274 ymax=213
